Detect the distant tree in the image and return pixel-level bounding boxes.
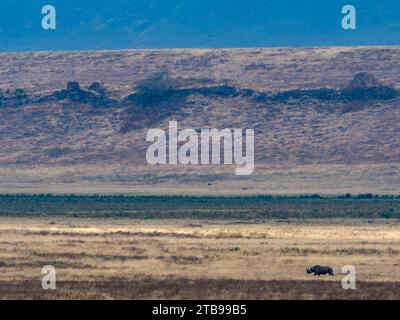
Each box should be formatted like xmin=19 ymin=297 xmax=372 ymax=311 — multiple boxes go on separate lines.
xmin=341 ymin=73 xmax=397 ymax=101
xmin=67 ymin=81 xmax=80 ymax=91
xmin=14 ymin=88 xmax=26 ymax=97
xmin=135 ymin=71 xmax=179 ymax=94
xmin=346 ymin=72 xmax=381 ymax=89
xmin=89 ymin=82 xmax=107 ymax=96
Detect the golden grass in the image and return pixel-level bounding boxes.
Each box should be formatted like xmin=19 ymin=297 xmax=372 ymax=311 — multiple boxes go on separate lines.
xmin=1 ymin=217 xmax=400 ymax=298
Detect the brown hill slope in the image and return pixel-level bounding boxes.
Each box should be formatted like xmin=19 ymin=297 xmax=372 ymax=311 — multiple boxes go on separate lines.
xmin=0 ymin=47 xmax=399 ymax=195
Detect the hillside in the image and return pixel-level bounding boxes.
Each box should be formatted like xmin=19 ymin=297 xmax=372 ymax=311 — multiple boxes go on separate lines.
xmin=0 ymin=47 xmax=400 ymax=195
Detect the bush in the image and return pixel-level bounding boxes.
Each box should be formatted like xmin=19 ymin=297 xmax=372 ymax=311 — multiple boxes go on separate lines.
xmin=14 ymin=88 xmax=27 ymax=97
xmin=346 ymin=72 xmax=380 ymax=89
xmin=45 ymin=147 xmax=73 ymax=158
xmin=135 ymin=72 xmax=179 ymax=94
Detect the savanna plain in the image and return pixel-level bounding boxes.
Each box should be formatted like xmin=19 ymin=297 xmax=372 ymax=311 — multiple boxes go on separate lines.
xmin=2 ymin=47 xmax=400 ymax=299
xmin=0 ymin=195 xmax=399 ymax=299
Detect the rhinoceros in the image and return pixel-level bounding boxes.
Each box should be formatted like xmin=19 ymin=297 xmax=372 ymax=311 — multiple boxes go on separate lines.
xmin=306 ymin=265 xmax=334 ymax=276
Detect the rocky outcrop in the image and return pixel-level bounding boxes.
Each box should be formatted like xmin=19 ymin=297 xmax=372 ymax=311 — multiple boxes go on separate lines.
xmin=340 ymin=73 xmax=397 ymax=101
xmin=269 ymin=88 xmax=339 ymax=102
xmin=1 ymin=82 xmax=116 ymax=108
xmin=0 ymin=88 xmax=31 ymax=107
xmin=1 ymin=73 xmax=398 ymax=111
xmin=51 ymin=81 xmax=116 ymax=107
xmin=254 ymin=73 xmax=398 ymax=103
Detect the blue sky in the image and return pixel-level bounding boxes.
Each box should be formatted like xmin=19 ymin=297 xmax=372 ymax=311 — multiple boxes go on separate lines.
xmin=1 ymin=0 xmax=400 ymax=51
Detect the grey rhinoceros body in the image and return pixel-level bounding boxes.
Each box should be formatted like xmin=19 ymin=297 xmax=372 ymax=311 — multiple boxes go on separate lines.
xmin=306 ymin=265 xmax=334 ymax=276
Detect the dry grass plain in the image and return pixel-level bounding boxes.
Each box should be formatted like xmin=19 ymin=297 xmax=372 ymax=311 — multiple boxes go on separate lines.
xmin=1 ymin=163 xmax=400 ymax=196
xmin=1 ymin=217 xmax=400 ymax=299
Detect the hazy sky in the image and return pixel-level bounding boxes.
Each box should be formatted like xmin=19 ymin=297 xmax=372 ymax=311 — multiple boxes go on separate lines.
xmin=1 ymin=0 xmax=400 ymax=51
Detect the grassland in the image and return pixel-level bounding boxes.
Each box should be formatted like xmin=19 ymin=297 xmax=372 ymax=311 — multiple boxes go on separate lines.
xmin=0 ymin=216 xmax=400 ymax=299
xmin=1 ymin=46 xmax=400 ymax=299
xmin=0 ymin=195 xmax=400 ymax=299
xmin=1 ymin=194 xmax=400 ymax=219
